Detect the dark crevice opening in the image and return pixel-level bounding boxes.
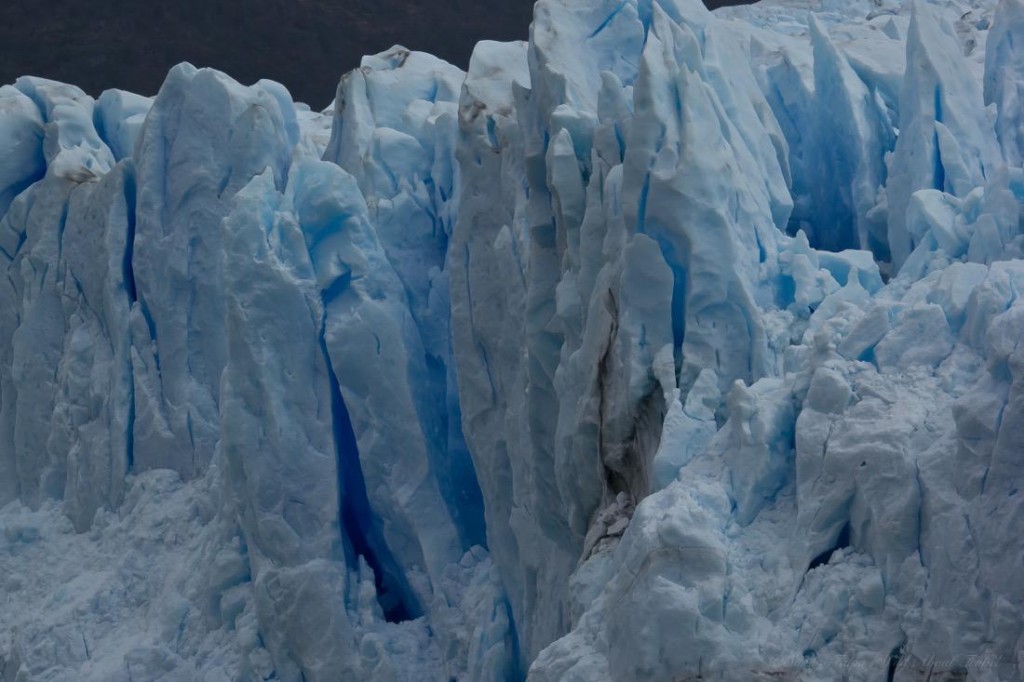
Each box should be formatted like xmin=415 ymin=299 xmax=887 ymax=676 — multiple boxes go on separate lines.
xmin=321 ymin=269 xmax=354 ymax=306
xmin=505 ymin=597 xmax=525 ymax=682
xmin=321 ymin=334 xmax=420 ymax=623
xmin=887 ymin=644 xmax=904 ymax=682
xmin=424 ymin=352 xmax=488 ymax=551
xmin=808 ymin=523 xmax=850 ymax=572
xmin=121 ymin=163 xmax=138 ymax=305
xmin=597 ymin=289 xmax=626 ymax=496
xmin=650 ymin=233 xmax=687 ymax=379
xmin=122 ymin=163 xmax=138 ymax=472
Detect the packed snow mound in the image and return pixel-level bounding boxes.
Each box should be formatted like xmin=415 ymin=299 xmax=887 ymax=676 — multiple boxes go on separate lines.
xmin=1 ymin=0 xmax=1023 ymax=680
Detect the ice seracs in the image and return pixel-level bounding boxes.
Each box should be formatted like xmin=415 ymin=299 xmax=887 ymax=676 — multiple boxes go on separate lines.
xmin=2 ymin=0 xmax=1024 ymax=680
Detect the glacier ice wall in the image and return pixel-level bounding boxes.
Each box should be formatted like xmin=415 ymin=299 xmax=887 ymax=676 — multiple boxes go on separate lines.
xmin=2 ymin=0 xmax=1024 ymax=680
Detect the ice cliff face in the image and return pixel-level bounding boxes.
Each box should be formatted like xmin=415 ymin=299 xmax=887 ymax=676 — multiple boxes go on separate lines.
xmin=2 ymin=0 xmax=1024 ymax=680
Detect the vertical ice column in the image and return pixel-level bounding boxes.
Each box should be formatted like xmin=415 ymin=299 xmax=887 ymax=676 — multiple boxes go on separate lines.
xmin=322 ymin=48 xmax=488 ymax=553
xmin=130 ymin=64 xmax=299 ymax=478
xmin=985 ymin=0 xmax=1024 ymax=166
xmin=451 ymin=39 xmax=545 ymax=666
xmin=808 ymin=17 xmax=894 ymax=258
xmin=221 ymin=170 xmax=360 ymax=681
xmin=452 ymin=0 xmax=796 ymax=663
xmin=885 ymin=1 xmax=999 ymax=271
xmin=0 ymin=85 xmax=46 ymax=507
xmin=621 ymin=6 xmax=777 ymax=398
xmin=288 ymin=157 xmax=464 ymax=610
xmin=52 ymin=164 xmax=136 ymax=531
xmin=0 ymin=79 xmax=128 ymax=522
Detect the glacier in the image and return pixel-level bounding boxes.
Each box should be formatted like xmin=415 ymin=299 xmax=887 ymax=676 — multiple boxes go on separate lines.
xmin=1 ymin=0 xmax=1024 ymax=679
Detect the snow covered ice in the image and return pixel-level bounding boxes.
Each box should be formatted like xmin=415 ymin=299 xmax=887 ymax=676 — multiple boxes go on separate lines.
xmin=2 ymin=0 xmax=1024 ymax=679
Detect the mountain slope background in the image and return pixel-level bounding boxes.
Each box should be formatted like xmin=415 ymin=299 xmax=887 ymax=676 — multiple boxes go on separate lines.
xmin=0 ymin=0 xmax=748 ymax=108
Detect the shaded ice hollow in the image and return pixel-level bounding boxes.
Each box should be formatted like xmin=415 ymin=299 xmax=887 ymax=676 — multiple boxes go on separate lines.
xmin=1 ymin=0 xmax=1024 ymax=680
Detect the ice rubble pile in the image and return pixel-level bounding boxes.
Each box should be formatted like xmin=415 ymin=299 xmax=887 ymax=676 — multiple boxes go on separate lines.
xmin=1 ymin=0 xmax=1023 ymax=679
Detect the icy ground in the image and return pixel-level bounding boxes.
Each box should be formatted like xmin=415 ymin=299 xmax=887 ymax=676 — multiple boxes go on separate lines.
xmin=2 ymin=0 xmax=1024 ymax=680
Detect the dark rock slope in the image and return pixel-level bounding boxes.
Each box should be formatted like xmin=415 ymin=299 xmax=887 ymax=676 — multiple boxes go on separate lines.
xmin=0 ymin=0 xmax=748 ymax=107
